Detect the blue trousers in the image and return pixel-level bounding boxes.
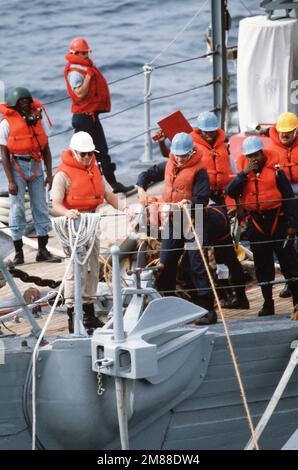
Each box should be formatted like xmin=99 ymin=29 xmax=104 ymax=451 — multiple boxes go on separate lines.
xmin=9 ymin=159 xmax=49 ymax=241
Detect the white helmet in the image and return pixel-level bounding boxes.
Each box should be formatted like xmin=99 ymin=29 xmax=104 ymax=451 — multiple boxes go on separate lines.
xmin=70 ymin=132 xmax=96 ymax=153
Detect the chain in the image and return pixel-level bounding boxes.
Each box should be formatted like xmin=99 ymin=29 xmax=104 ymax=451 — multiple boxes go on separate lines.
xmin=8 ymin=266 xmax=61 ymax=289
xmin=96 ymin=372 xmax=105 ymax=396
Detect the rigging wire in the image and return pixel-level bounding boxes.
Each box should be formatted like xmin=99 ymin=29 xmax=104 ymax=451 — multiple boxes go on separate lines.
xmin=148 ymin=0 xmax=210 ymax=65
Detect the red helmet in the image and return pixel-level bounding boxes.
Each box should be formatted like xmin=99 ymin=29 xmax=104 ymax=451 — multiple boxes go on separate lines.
xmin=69 ymin=37 xmax=91 ymax=53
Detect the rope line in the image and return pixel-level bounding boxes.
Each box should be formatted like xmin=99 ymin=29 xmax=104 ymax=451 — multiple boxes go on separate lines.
xmin=1 ymin=276 xmax=297 ymax=312
xmin=150 ymin=80 xmax=216 ymax=102
xmin=148 ymin=0 xmax=209 ymax=65
xmin=154 ymin=52 xmax=214 ymax=70
xmin=183 ymin=205 xmax=260 ymax=450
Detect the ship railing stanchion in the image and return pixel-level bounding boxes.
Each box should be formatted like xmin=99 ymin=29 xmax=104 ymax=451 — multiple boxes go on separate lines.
xmin=142 ymin=64 xmax=153 ymax=163
xmin=111 ymin=245 xmax=129 ymax=450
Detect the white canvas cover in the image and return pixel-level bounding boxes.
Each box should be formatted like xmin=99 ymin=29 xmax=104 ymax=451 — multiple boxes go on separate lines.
xmin=237 ymin=16 xmax=298 ymax=132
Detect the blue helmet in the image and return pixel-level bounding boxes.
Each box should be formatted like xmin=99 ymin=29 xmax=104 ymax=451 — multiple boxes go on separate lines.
xmin=197 ymin=111 xmax=219 ymax=132
xmin=171 ymin=132 xmax=193 ymax=155
xmin=242 ymin=136 xmax=264 ymax=155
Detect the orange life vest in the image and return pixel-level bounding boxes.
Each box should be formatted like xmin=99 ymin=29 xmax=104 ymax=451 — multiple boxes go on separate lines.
xmin=269 ymin=126 xmax=298 ymax=183
xmin=64 ymin=53 xmax=111 ymax=114
xmin=162 ymin=147 xmax=204 ymax=203
xmin=237 ymin=149 xmax=282 ymax=212
xmin=57 ymin=149 xmax=105 ymax=211
xmin=0 ymin=99 xmax=48 ymax=159
xmin=191 ymin=128 xmax=233 ymax=190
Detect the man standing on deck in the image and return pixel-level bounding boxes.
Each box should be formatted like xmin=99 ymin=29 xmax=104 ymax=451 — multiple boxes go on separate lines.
xmin=0 ymin=87 xmax=61 ymax=265
xmin=138 ymin=132 xmax=217 ymax=325
xmin=227 ymin=136 xmax=298 ymax=318
xmin=268 ymin=112 xmax=298 ymax=299
xmin=64 ymin=37 xmax=134 ymax=194
xmin=51 ymin=131 xmax=132 ymax=334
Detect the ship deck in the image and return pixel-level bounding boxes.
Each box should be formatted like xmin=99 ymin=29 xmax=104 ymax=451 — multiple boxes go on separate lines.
xmin=0 ymin=174 xmax=296 ymax=338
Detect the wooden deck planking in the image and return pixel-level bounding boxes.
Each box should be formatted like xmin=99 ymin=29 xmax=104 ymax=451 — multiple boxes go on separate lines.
xmin=1 ymin=183 xmax=296 ymax=336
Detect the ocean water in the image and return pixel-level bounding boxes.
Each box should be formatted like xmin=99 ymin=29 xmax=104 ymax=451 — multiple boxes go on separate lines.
xmin=0 ymin=0 xmax=262 ymax=190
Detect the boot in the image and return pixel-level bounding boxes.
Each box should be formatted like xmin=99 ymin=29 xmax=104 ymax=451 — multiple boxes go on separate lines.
xmin=111 ymin=182 xmax=135 ymax=194
xmin=67 ymin=307 xmax=74 ymax=334
xmin=279 ymin=284 xmax=292 ymax=298
xmin=223 ymin=287 xmax=250 ymax=309
xmin=83 ymin=303 xmax=104 ymax=335
xmin=12 ymin=239 xmax=24 ymax=265
xmin=36 ymin=236 xmax=61 ymax=263
xmin=292 ymin=304 xmax=298 ymax=321
xmin=195 ymin=310 xmax=217 ymax=325
xmin=258 ymin=299 xmax=275 ymax=316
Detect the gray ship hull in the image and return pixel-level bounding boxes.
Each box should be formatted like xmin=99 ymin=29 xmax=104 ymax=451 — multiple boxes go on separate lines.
xmin=1 ymin=315 xmax=298 ymax=450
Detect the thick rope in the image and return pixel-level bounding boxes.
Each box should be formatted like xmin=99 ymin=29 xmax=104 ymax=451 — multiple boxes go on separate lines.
xmin=183 ymin=204 xmax=260 ymax=451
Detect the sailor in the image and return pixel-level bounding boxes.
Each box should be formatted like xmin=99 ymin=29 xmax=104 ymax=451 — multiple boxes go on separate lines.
xmin=138 ymin=132 xmax=217 ymax=325
xmin=227 ymin=136 xmax=298 ymax=317
xmin=269 ymin=112 xmax=298 ymax=193
xmin=268 ymin=112 xmax=298 ymax=299
xmin=137 ymin=162 xmax=249 ymax=311
xmin=51 ymin=132 xmax=132 ymax=333
xmin=64 ymin=37 xmax=134 ymax=194
xmin=191 ymin=111 xmax=235 ymax=205
xmin=0 ymin=87 xmax=61 ymax=265
xmin=154 ymin=112 xmax=235 ymax=205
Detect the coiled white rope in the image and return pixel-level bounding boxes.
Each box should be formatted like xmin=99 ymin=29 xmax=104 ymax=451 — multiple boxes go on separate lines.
xmin=31 ymin=213 xmax=101 ymax=450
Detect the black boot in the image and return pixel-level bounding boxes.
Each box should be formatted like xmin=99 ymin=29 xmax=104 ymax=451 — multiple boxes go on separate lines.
xmin=279 ymin=284 xmax=292 ymax=298
xmin=223 ymin=287 xmax=250 ymax=309
xmin=195 ymin=310 xmax=217 ymax=325
xmin=83 ymin=303 xmax=104 ymax=334
xmin=36 ymin=236 xmax=61 ymax=263
xmin=12 ymin=239 xmax=24 ymax=265
xmin=258 ymin=285 xmax=274 ymax=316
xmin=258 ymin=300 xmax=275 ymax=316
xmin=67 ymin=307 xmax=74 ymax=334
xmin=111 ymin=182 xmax=135 ymax=194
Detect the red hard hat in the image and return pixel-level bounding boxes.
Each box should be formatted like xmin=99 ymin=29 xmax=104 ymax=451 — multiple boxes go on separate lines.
xmin=69 ymin=37 xmax=91 ymax=53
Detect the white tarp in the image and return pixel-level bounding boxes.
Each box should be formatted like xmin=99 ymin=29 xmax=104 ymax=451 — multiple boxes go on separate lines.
xmin=237 ymin=16 xmax=298 ymax=132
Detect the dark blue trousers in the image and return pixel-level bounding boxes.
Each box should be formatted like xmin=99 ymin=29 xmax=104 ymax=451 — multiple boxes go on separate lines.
xmin=156 ymin=216 xmax=214 ymax=311
xmin=72 ymin=113 xmax=117 ymax=185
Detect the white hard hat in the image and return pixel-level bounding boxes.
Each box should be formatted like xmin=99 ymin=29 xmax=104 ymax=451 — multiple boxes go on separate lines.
xmin=70 ymin=132 xmax=97 ymax=153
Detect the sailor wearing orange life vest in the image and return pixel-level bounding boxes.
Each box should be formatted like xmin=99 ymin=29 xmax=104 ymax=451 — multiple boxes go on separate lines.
xmin=0 ymin=87 xmax=61 ymax=265
xmin=51 ymin=132 xmax=132 ymax=334
xmin=227 ymin=136 xmax=298 ymax=317
xmin=191 ymin=112 xmax=235 ymax=205
xmin=269 ymin=112 xmax=298 ymax=192
xmin=64 ymin=37 xmax=134 ymax=194
xmin=138 ymin=132 xmax=216 ymax=325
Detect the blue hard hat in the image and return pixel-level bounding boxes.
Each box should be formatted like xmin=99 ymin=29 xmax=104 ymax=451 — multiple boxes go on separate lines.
xmin=242 ymin=136 xmax=264 ymax=155
xmin=197 ymin=111 xmax=219 ymax=131
xmin=171 ymin=132 xmax=193 ymax=155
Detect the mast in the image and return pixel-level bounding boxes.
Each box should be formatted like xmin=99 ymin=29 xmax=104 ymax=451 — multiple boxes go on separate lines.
xmin=210 ymin=0 xmax=229 ymax=129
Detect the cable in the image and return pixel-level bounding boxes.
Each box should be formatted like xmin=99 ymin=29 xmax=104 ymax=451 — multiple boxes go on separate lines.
xmin=150 ymin=80 xmax=216 ymax=102
xmin=183 ymin=204 xmax=260 ymax=450
xmin=148 ymin=0 xmax=209 ymax=65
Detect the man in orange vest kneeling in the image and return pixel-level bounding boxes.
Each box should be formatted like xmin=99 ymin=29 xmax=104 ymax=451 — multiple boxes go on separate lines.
xmin=227 ymin=136 xmax=298 ymax=317
xmin=0 ymin=87 xmax=61 ymax=265
xmin=51 ymin=132 xmax=132 ymax=334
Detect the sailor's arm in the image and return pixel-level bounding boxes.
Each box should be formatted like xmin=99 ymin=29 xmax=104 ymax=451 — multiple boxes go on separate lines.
xmin=42 ymin=142 xmax=53 ymax=190
xmin=276 ymin=170 xmax=298 ymax=230
xmin=0 ymin=144 xmax=17 ymax=195
xmin=136 ymin=161 xmax=166 ymax=205
xmin=226 ymin=171 xmax=248 ymax=200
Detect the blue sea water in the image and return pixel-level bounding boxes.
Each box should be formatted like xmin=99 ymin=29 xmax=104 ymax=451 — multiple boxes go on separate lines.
xmin=0 ymin=0 xmax=262 ymax=190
